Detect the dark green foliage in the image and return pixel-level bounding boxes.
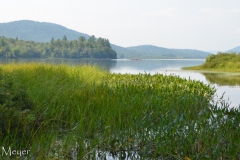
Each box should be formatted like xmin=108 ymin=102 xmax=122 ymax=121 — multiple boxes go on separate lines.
xmin=0 ymin=36 xmax=117 ymax=59
xmin=0 ymin=70 xmax=35 ymax=143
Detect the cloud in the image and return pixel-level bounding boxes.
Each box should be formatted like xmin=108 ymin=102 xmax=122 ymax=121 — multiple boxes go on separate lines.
xmin=236 ymin=28 xmax=240 ymax=34
xmin=227 ymin=9 xmax=240 ymax=14
xmin=199 ymin=7 xmax=219 ymax=14
xmin=141 ymin=7 xmax=178 ymax=17
xmin=199 ymin=7 xmax=240 ymax=15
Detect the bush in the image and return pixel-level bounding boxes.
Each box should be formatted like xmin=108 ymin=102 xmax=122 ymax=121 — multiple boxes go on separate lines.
xmin=0 ymin=71 xmax=35 ymax=142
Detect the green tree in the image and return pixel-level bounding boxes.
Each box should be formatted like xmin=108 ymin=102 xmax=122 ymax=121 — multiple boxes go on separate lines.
xmin=88 ymin=35 xmax=96 ymax=43
xmin=0 ymin=36 xmax=117 ymax=59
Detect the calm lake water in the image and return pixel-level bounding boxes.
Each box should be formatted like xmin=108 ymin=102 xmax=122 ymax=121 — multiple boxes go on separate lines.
xmin=0 ymin=58 xmax=239 ymax=108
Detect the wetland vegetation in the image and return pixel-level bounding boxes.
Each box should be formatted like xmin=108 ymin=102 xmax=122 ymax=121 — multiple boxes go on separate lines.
xmin=183 ymin=52 xmax=240 ymax=72
xmin=0 ymin=63 xmax=239 ymax=159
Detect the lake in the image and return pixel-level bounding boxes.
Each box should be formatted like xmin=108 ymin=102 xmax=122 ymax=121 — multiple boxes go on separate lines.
xmin=0 ymin=58 xmax=239 ymax=108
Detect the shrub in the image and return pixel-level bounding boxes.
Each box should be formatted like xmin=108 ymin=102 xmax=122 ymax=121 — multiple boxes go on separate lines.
xmin=0 ymin=70 xmax=35 ymax=142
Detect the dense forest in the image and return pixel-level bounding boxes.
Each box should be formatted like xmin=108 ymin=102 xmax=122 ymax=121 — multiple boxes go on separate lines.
xmin=0 ymin=35 xmax=117 ymax=59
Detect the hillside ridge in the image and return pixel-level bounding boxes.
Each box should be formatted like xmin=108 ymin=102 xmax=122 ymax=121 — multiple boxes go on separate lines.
xmin=1 ymin=20 xmax=212 ymax=59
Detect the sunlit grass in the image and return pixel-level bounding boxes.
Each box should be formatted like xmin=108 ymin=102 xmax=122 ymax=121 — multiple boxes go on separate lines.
xmin=0 ymin=63 xmax=239 ymax=159
xmin=183 ymin=52 xmax=240 ymax=72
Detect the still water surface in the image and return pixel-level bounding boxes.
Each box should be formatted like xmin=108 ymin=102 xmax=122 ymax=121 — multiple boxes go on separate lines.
xmin=0 ymin=58 xmax=239 ymax=107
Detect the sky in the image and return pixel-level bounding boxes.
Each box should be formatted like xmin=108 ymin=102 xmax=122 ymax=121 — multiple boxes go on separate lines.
xmin=1 ymin=0 xmax=240 ymax=51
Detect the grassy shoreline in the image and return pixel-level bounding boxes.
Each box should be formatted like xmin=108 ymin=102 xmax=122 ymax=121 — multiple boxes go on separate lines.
xmin=183 ymin=52 xmax=240 ymax=72
xmin=0 ymin=63 xmax=239 ymax=159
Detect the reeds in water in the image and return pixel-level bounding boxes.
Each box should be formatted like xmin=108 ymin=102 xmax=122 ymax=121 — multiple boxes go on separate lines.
xmin=0 ymin=63 xmax=239 ymax=159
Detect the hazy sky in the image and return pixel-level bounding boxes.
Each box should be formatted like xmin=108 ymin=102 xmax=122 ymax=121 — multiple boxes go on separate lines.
xmin=1 ymin=0 xmax=240 ymax=51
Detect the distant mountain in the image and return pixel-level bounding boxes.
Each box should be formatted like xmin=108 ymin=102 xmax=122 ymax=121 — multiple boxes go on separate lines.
xmin=0 ymin=20 xmax=90 ymax=42
xmin=124 ymin=45 xmax=210 ymax=59
xmin=207 ymin=50 xmax=221 ymax=54
xmin=227 ymin=46 xmax=240 ymax=52
xmin=0 ymin=20 xmax=211 ymax=59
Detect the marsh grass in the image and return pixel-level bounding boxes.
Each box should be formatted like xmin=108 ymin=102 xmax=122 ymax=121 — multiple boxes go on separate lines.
xmin=183 ymin=52 xmax=240 ymax=72
xmin=0 ymin=63 xmax=239 ymax=159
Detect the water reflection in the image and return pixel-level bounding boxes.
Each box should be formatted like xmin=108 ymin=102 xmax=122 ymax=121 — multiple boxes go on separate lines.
xmin=110 ymin=59 xmax=205 ymax=72
xmin=109 ymin=59 xmax=240 ymax=108
xmin=0 ymin=58 xmax=239 ymax=107
xmin=202 ymin=72 xmax=240 ymax=86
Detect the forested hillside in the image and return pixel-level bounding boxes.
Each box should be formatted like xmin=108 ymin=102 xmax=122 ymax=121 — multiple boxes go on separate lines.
xmin=0 ymin=20 xmax=212 ymax=59
xmin=0 ymin=36 xmax=117 ymax=59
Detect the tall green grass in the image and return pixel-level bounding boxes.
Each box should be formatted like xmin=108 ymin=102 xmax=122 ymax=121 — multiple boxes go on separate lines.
xmin=183 ymin=52 xmax=240 ymax=72
xmin=0 ymin=63 xmax=239 ymax=159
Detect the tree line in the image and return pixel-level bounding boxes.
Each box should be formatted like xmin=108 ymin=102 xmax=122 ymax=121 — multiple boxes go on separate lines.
xmin=0 ymin=35 xmax=117 ymax=59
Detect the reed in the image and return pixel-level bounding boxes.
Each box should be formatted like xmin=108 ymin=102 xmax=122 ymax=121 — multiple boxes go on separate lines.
xmin=0 ymin=63 xmax=239 ymax=159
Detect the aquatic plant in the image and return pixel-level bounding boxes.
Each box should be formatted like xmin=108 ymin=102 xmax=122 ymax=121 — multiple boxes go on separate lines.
xmin=0 ymin=63 xmax=239 ymax=159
